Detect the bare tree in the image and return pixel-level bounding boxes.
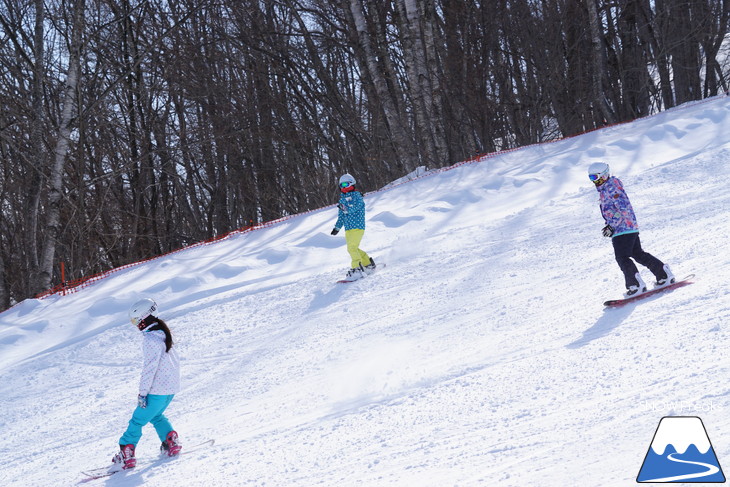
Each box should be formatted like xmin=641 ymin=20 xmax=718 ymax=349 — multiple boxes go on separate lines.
xmin=346 ymin=0 xmax=418 ymax=172
xmin=35 ymin=0 xmax=86 ymax=293
xmin=585 ymin=0 xmax=616 ymax=124
xmin=27 ymin=0 xmax=47 ymax=293
xmin=0 ymin=0 xmax=728 ymax=307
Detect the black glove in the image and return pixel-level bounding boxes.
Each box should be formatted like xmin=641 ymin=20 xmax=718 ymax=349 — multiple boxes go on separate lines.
xmin=331 ymin=228 xmax=339 ymax=235
xmin=602 ymin=224 xmax=615 ymax=237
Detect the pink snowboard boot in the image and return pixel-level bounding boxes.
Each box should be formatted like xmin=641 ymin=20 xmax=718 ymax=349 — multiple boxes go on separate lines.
xmin=160 ymin=430 xmax=182 ymax=457
xmin=109 ymin=444 xmax=136 ymax=472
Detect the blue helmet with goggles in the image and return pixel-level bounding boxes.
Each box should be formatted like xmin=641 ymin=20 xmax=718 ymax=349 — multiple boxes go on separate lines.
xmin=588 ymin=162 xmax=610 ymax=186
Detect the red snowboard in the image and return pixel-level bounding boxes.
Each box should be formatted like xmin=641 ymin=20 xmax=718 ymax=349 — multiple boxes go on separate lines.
xmin=603 ymin=275 xmax=694 ymax=307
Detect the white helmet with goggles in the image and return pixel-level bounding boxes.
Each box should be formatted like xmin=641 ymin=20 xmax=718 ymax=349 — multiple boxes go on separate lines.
xmin=338 ymin=173 xmax=356 ymax=188
xmin=129 ymin=298 xmax=158 ymax=331
xmin=588 ymin=162 xmax=610 ymax=185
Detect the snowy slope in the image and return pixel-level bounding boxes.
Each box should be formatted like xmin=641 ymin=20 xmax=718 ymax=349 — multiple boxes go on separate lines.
xmin=1 ymin=95 xmax=730 ymax=486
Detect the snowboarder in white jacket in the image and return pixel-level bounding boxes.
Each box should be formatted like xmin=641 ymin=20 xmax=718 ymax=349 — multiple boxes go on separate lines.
xmin=109 ymin=298 xmax=182 ymax=473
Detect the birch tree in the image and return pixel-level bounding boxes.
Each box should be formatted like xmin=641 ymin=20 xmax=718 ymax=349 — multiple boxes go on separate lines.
xmin=347 ymin=0 xmax=418 ymax=172
xmin=0 ymin=0 xmax=729 ymax=307
xmin=35 ymin=0 xmax=85 ymax=293
xmin=394 ymin=0 xmax=448 ymax=166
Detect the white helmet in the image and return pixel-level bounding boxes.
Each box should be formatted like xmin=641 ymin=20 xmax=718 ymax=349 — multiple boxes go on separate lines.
xmin=338 ymin=173 xmax=356 ymax=187
xmin=588 ymin=162 xmax=610 ymax=185
xmin=129 ymin=298 xmax=157 ymax=330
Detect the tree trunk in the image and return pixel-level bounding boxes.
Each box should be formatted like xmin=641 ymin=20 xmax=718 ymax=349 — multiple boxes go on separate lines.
xmin=0 ymin=242 xmax=6 ymax=309
xmin=616 ymin=0 xmax=652 ymax=119
xmin=700 ymin=0 xmax=730 ymax=96
xmin=347 ymin=0 xmax=418 ymax=172
xmin=395 ymin=0 xmax=436 ymax=165
xmin=35 ymin=0 xmax=85 ymax=294
xmin=634 ymin=0 xmax=674 ymax=109
xmin=664 ymin=0 xmax=702 ymax=104
xmin=395 ymin=0 xmax=448 ymax=167
xmin=26 ymin=0 xmax=46 ymax=294
xmin=419 ymin=0 xmax=448 ymax=164
xmin=585 ymin=0 xmax=616 ymax=124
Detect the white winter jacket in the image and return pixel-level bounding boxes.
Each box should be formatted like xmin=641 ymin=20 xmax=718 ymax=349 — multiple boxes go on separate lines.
xmin=139 ymin=329 xmax=180 ymax=396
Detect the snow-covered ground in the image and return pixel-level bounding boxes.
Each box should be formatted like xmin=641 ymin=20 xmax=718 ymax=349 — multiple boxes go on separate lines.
xmin=1 ymin=94 xmax=729 ymax=486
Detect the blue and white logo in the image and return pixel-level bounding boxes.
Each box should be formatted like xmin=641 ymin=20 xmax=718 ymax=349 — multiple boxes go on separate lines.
xmin=637 ymin=416 xmax=725 ymax=483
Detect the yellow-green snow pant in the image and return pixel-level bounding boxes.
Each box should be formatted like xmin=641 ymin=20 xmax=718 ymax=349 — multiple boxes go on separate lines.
xmin=345 ymin=229 xmax=371 ymax=269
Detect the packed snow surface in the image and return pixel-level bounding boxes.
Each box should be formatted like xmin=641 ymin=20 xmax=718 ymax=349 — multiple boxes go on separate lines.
xmin=1 ymin=95 xmax=730 ymax=486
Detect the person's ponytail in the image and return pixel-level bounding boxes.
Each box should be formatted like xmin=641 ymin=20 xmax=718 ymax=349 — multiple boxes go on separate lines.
xmin=144 ymin=316 xmax=174 ymax=352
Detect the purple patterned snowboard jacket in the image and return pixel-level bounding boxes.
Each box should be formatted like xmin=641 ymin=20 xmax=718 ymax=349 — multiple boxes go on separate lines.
xmin=596 ymin=176 xmax=639 ymax=237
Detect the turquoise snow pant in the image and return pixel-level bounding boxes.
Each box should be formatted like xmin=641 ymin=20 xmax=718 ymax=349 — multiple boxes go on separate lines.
xmin=119 ymin=394 xmax=175 ymax=446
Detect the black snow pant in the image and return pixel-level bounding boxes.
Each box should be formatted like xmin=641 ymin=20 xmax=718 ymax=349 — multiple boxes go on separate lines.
xmin=611 ymin=233 xmax=665 ymax=288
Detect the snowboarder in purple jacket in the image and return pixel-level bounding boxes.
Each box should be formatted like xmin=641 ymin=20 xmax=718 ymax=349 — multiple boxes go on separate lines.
xmin=588 ymin=163 xmax=674 ymax=296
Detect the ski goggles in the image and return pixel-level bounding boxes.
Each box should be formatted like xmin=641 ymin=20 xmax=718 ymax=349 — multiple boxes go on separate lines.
xmin=340 ymin=181 xmax=353 ymax=188
xmin=588 ymin=173 xmax=602 ymax=181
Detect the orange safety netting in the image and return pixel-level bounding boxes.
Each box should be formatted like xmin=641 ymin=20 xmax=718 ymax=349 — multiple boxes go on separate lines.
xmin=30 ymin=92 xmax=730 ymax=301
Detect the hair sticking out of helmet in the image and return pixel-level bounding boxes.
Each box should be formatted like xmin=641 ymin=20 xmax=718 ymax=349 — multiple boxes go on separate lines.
xmin=129 ymin=298 xmax=158 ymax=331
xmin=588 ymin=162 xmax=610 ymax=186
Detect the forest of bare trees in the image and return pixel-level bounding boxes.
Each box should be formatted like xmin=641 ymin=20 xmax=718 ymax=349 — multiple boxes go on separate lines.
xmin=0 ymin=0 xmax=728 ymax=309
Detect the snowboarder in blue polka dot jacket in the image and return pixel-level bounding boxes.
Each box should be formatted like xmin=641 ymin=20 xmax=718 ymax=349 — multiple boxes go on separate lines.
xmin=588 ymin=162 xmax=674 ymax=297
xmin=330 ymin=173 xmax=375 ymax=281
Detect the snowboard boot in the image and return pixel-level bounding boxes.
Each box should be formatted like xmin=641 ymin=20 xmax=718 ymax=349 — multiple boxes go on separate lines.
xmin=625 ymin=273 xmax=647 ymax=297
xmin=109 ymin=444 xmax=136 ymax=472
xmin=160 ymin=430 xmax=182 ymax=457
xmin=345 ymin=265 xmax=365 ymax=281
xmin=656 ymin=264 xmax=675 ymax=286
xmin=363 ymin=257 xmax=376 ymax=275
